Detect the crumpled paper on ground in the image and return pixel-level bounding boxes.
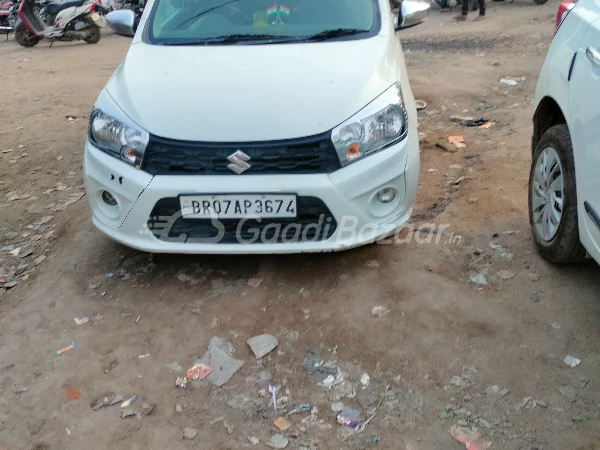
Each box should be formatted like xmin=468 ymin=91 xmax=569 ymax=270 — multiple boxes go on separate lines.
xmin=449 ymin=425 xmax=492 ymax=450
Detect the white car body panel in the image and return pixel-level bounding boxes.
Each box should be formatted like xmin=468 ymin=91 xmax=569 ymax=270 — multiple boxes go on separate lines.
xmin=87 ymin=0 xmax=423 ymax=254
xmin=534 ymin=0 xmax=600 ymax=263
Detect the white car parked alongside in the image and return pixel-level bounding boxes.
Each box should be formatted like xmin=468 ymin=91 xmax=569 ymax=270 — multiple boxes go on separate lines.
xmin=530 ymin=0 xmax=600 ymax=264
xmin=84 ymin=0 xmax=429 ymax=254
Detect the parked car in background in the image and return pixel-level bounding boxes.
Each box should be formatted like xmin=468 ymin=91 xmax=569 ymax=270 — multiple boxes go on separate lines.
xmin=86 ymin=0 xmax=430 ymax=254
xmin=529 ymin=0 xmax=600 ymax=265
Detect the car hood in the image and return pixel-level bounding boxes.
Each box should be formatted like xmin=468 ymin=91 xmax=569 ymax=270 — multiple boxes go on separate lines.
xmin=106 ymin=36 xmax=398 ymax=142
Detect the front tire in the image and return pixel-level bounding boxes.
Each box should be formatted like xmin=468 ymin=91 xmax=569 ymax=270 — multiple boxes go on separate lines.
xmin=84 ymin=24 xmax=101 ymax=44
xmin=15 ymin=29 xmax=41 ymax=47
xmin=528 ymin=124 xmax=586 ymax=263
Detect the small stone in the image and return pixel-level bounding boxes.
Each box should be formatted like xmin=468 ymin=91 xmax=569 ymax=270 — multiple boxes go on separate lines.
xmin=4 ymin=281 xmax=17 ymax=289
xmin=183 ymin=427 xmax=198 ymax=440
xmin=527 ymin=273 xmax=540 ymax=282
xmin=450 ymin=376 xmax=462 ymax=387
xmin=266 ymin=434 xmax=289 ymax=449
xmin=331 ymin=401 xmax=345 ymax=412
xmin=551 ymin=322 xmax=561 ymax=329
xmin=497 ymin=270 xmax=516 ymax=280
xmin=563 ymin=355 xmax=581 ymax=368
xmin=247 ymin=277 xmax=263 ymax=288
xmin=33 ymin=255 xmax=46 ymax=266
xmin=175 ymin=404 xmax=183 ymax=413
xmin=88 ymin=281 xmax=101 ymax=289
xmin=365 ymin=260 xmax=380 ymax=268
xmin=227 ymin=394 xmax=250 ymax=409
xmin=535 ymin=400 xmax=547 ymax=408
xmin=121 ymin=408 xmax=136 ymax=419
xmin=517 ymin=397 xmax=532 ymax=409
xmin=559 ymin=385 xmax=576 ymax=402
xmin=247 ymin=334 xmax=278 ymax=358
xmin=140 ymin=403 xmax=154 ymax=416
xmin=456 ymin=419 xmax=468 ymax=427
xmin=223 ymin=420 xmax=234 ymax=434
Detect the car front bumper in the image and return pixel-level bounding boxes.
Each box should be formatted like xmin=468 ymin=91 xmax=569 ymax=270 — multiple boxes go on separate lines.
xmin=83 ymin=132 xmax=420 ymax=254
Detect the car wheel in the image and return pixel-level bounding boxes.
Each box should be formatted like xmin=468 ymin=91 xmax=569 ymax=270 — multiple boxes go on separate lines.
xmin=528 ymin=124 xmax=586 ymax=263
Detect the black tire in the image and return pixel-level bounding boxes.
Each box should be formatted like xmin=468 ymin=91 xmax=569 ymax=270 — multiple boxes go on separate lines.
xmin=84 ymin=24 xmax=101 ymax=44
xmin=528 ymin=124 xmax=586 ymax=264
xmin=535 ymin=0 xmax=548 ymax=4
xmin=15 ymin=29 xmax=41 ymax=47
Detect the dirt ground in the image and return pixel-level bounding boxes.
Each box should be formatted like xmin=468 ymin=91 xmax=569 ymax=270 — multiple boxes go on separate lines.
xmin=1 ymin=2 xmax=600 ymax=449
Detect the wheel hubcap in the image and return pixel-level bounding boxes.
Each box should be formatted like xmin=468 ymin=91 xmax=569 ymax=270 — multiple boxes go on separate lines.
xmin=532 ymin=147 xmax=564 ymax=241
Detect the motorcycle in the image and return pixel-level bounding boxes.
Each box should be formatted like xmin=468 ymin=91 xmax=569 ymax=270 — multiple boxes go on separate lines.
xmin=14 ymin=0 xmax=113 ymax=47
xmin=0 ymin=0 xmax=14 ymax=35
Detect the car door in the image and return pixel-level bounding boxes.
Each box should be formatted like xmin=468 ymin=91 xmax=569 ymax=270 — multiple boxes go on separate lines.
xmin=568 ymin=17 xmax=600 ymax=257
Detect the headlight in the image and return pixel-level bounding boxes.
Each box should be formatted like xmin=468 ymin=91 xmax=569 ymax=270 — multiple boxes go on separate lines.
xmin=331 ymin=83 xmax=407 ymax=167
xmin=88 ymin=93 xmax=149 ymax=169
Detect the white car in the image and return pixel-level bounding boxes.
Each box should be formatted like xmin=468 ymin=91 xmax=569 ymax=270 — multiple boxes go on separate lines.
xmin=84 ymin=0 xmax=429 ymax=254
xmin=530 ymin=0 xmax=600 ymax=264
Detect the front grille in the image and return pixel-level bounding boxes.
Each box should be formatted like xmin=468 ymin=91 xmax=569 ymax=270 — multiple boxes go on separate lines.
xmin=147 ymin=196 xmax=337 ymax=244
xmin=142 ymin=133 xmax=342 ymax=176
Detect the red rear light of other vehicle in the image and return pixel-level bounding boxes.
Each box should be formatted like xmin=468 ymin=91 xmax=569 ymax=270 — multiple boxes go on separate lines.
xmin=89 ymin=2 xmax=95 ymax=11
xmin=556 ymin=0 xmax=577 ymax=33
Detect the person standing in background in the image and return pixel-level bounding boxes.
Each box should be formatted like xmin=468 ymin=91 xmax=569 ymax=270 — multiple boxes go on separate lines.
xmin=456 ymin=0 xmax=485 ymax=20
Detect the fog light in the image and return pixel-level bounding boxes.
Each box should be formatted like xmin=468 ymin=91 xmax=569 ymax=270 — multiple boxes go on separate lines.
xmin=101 ymin=190 xmax=117 ymax=206
xmin=376 ymin=188 xmax=396 ymax=203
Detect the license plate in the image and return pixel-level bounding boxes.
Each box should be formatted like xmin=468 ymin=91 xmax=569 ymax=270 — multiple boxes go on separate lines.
xmin=90 ymin=11 xmax=100 ymax=21
xmin=180 ymin=194 xmax=297 ymax=219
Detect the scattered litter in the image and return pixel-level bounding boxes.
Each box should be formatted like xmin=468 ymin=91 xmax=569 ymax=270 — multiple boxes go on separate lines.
xmin=365 ymin=260 xmax=380 ymax=268
xmin=302 ymin=349 xmax=335 ymax=375
xmin=449 ymin=425 xmax=492 ymax=449
xmin=175 ymin=377 xmax=188 ymax=389
xmin=486 ymin=385 xmax=510 ymax=399
xmin=415 ymin=99 xmax=427 ymax=110
xmin=73 ymin=315 xmax=88 ymax=325
xmin=269 ymin=385 xmax=278 ymax=411
xmin=175 ymin=404 xmax=183 ymax=413
xmin=56 ymin=343 xmax=76 ymax=356
xmin=337 ymin=407 xmax=360 ymax=428
xmin=223 ymin=420 xmax=235 ymax=434
xmin=500 ymin=78 xmax=518 ymax=86
xmin=287 ymin=403 xmax=312 ymax=416
xmin=563 ymin=355 xmax=581 ymax=368
xmin=247 ymin=277 xmax=264 ymax=288
xmin=135 ymin=315 xmax=141 ymax=324
xmin=195 ymin=337 xmax=244 ymax=387
xmin=360 ymin=373 xmax=370 ymax=387
xmin=166 ymin=362 xmax=183 ymax=372
xmin=138 ymin=353 xmax=151 ymax=359
xmin=578 ymin=377 xmax=588 ymax=388
xmin=0 ymin=364 xmax=15 ymax=371
xmin=91 ymin=393 xmax=123 ymax=410
xmin=460 ymin=118 xmax=489 ymax=127
xmin=489 ymin=241 xmax=513 ymax=260
xmin=551 ymin=322 xmax=561 ymax=329
xmin=448 ymin=136 xmax=466 ymax=149
xmin=558 ymin=385 xmax=576 ymax=402
xmin=247 ymin=334 xmax=279 ymax=358
xmin=248 ymin=436 xmax=260 ymax=445
xmin=266 ymin=434 xmax=289 ymax=449
xmin=319 ymin=374 xmax=335 ymax=389
xmin=572 ymin=413 xmax=585 ymax=423
xmin=479 ymin=122 xmax=493 ymax=129
xmin=66 ymin=115 xmax=79 ymax=121
xmin=274 ymin=417 xmax=291 ymax=431
xmin=469 ymin=271 xmax=488 ymax=285
xmin=497 ymin=270 xmax=516 ymax=280
xmin=530 ymin=294 xmax=541 ymax=303
xmin=66 ymin=389 xmax=80 ymax=400
xmin=186 ymin=363 xmax=213 ymax=381
xmin=435 ymin=142 xmax=457 ymax=153
xmin=451 ymin=115 xmax=475 ymax=122
xmin=182 ymin=427 xmax=198 ymax=440
xmin=331 ymin=402 xmax=345 ymax=412
xmin=9 ymin=248 xmax=20 ymax=257
xmin=372 ymin=306 xmax=390 ymax=317
xmin=365 ymin=436 xmax=381 ymax=445
xmin=209 ymin=415 xmax=225 ymax=425
xmin=517 ymin=397 xmax=532 ymax=410
xmin=121 ymin=395 xmax=138 ymax=408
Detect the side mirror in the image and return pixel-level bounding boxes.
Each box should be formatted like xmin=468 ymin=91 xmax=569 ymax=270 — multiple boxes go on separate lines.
xmin=107 ymin=10 xmax=137 ymax=37
xmin=395 ymin=0 xmax=430 ymax=31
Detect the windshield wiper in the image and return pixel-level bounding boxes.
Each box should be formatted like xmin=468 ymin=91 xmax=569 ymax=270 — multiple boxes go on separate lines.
xmin=303 ymin=28 xmax=369 ymax=42
xmin=161 ymin=34 xmax=296 ymax=46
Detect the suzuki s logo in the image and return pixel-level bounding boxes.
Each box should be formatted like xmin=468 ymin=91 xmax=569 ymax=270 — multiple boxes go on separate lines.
xmin=227 ymin=150 xmax=251 ymax=174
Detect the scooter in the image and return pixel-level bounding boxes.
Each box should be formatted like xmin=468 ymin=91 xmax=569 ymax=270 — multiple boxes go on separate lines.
xmin=0 ymin=0 xmax=14 ymax=35
xmin=15 ymin=0 xmax=112 ymax=47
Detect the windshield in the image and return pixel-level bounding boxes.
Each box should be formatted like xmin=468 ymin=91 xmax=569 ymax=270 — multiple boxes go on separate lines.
xmin=147 ymin=0 xmax=379 ymax=45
